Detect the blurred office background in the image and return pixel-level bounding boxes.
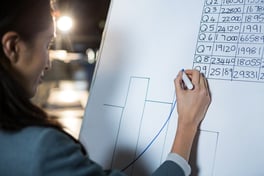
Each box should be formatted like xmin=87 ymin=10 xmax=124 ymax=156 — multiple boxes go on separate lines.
xmin=32 ymin=0 xmax=111 ymax=138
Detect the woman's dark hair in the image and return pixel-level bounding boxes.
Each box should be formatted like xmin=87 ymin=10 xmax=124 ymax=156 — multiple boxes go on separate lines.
xmin=0 ymin=0 xmax=63 ymax=131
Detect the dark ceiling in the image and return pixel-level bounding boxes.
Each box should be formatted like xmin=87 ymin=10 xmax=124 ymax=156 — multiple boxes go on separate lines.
xmin=55 ymin=0 xmax=111 ymax=53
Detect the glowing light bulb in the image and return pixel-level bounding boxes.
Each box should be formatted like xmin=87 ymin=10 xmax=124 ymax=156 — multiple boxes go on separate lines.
xmin=57 ymin=16 xmax=73 ymax=32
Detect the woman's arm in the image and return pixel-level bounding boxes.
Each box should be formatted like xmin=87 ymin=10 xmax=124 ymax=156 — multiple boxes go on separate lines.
xmin=171 ymin=69 xmax=211 ymax=161
xmin=152 ymin=69 xmax=211 ymax=176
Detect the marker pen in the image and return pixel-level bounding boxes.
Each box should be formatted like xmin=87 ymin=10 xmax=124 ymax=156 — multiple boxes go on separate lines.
xmin=181 ymin=69 xmax=194 ymax=90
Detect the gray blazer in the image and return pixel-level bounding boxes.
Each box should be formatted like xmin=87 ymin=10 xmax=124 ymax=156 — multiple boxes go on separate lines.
xmin=0 ymin=127 xmax=185 ymax=176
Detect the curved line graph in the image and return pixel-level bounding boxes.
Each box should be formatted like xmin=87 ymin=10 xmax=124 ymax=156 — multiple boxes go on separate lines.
xmin=121 ymin=100 xmax=177 ymax=171
xmin=95 ymin=76 xmax=218 ymax=175
xmin=103 ymin=76 xmax=177 ymax=174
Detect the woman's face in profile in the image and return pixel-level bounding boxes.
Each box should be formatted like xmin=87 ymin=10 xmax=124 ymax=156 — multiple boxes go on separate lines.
xmin=14 ymin=22 xmax=55 ymax=98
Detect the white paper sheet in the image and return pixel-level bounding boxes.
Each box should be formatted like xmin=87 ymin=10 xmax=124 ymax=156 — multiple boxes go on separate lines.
xmin=80 ymin=0 xmax=264 ymax=175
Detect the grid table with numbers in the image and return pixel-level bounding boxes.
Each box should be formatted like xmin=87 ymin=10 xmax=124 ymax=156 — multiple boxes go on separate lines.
xmin=193 ymin=0 xmax=264 ymax=83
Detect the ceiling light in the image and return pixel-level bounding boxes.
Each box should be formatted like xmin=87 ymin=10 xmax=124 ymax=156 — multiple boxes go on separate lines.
xmin=57 ymin=16 xmax=73 ymax=32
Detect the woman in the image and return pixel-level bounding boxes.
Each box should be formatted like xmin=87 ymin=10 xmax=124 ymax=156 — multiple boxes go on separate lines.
xmin=0 ymin=0 xmax=211 ymax=175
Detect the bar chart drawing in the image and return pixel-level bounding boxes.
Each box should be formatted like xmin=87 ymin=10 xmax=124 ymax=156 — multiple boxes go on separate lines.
xmin=81 ymin=76 xmax=218 ymax=176
xmin=102 ymin=76 xmax=175 ymax=175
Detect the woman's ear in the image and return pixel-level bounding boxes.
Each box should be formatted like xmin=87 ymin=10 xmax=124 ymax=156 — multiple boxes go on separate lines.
xmin=1 ymin=31 xmax=20 ymax=63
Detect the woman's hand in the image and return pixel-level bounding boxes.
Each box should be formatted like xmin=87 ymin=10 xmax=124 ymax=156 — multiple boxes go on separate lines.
xmin=171 ymin=69 xmax=211 ymax=161
xmin=175 ymin=69 xmax=211 ymax=130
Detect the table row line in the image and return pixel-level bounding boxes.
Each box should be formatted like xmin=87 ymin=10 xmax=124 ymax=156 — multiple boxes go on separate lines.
xmin=193 ymin=63 xmax=264 ymax=81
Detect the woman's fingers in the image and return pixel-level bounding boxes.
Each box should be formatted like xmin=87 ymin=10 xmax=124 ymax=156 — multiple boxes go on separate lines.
xmin=184 ymin=69 xmax=200 ymax=89
xmin=175 ymin=70 xmax=184 ymax=92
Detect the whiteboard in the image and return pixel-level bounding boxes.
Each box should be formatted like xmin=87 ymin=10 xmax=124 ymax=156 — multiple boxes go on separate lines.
xmin=80 ymin=0 xmax=264 ymax=175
